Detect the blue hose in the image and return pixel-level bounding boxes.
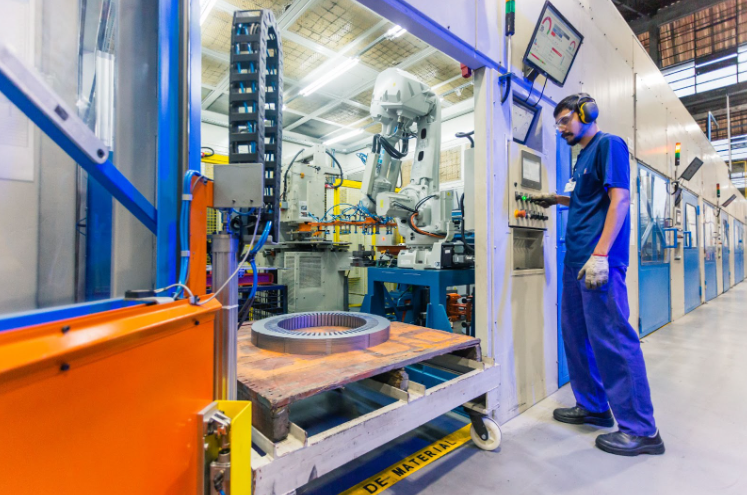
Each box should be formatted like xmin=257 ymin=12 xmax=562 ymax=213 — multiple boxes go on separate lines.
xmin=176 ymin=170 xmax=202 ymax=297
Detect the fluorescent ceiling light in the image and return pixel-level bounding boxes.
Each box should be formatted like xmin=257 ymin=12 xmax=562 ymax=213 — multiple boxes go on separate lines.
xmin=386 ymin=25 xmax=406 ymax=39
xmin=324 ymin=128 xmax=363 ymax=146
xmin=200 ymin=0 xmax=218 ymax=25
xmin=300 ymin=58 xmax=359 ymax=97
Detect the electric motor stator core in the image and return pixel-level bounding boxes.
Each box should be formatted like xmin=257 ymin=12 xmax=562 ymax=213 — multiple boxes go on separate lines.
xmin=250 ymin=312 xmax=391 ymax=354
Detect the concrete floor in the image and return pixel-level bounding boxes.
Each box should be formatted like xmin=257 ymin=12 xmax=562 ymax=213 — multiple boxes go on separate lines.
xmin=383 ymin=281 xmax=747 ymax=495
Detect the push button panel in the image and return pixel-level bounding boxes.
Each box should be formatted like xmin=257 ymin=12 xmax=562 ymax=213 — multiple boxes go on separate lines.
xmin=511 ymin=190 xmax=548 ymax=228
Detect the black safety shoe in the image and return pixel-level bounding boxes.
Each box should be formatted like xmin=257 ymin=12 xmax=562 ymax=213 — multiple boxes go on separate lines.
xmin=553 ymin=406 xmax=615 ymax=427
xmin=595 ymin=431 xmax=665 ymax=456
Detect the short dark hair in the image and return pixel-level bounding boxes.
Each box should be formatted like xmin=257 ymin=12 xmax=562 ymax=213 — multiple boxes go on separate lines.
xmin=553 ymin=93 xmax=592 ymax=118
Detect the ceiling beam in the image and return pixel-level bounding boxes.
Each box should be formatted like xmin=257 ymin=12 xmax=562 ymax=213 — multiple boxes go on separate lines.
xmin=341 ymin=98 xmax=476 ymax=154
xmin=201 ymin=0 xmax=319 ymax=110
xmin=277 ymin=0 xmax=321 ymax=31
xmin=282 ymin=31 xmax=340 ymax=60
xmin=284 ymin=47 xmax=438 ymax=133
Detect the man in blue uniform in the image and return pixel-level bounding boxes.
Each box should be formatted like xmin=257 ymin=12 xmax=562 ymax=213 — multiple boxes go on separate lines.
xmin=534 ymin=93 xmax=664 ymax=456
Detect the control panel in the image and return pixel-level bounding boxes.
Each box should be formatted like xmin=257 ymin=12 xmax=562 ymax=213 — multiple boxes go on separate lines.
xmin=513 ymin=191 xmax=549 ymax=222
xmin=509 ymin=146 xmax=549 ymax=230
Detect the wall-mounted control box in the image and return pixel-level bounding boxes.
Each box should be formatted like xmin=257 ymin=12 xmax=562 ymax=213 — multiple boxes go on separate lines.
xmin=509 ymin=146 xmax=549 ymax=230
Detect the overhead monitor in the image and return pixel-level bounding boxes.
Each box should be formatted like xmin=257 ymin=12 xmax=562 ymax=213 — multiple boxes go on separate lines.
xmin=523 ymin=1 xmax=584 ymax=87
xmin=722 ymin=194 xmax=738 ymax=208
xmin=513 ymin=97 xmax=540 ymax=144
xmin=680 ymin=157 xmax=704 ymax=181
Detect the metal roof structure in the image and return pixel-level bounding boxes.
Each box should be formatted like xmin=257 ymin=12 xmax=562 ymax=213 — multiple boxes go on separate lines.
xmin=199 ymin=0 xmax=474 ymax=151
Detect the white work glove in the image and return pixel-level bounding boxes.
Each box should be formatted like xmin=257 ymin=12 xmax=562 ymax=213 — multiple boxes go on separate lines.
xmin=533 ymin=193 xmax=558 ymax=208
xmin=577 ymin=254 xmax=609 ymax=290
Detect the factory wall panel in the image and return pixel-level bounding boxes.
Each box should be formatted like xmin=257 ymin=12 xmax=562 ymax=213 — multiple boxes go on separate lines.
xmin=666 ymin=116 xmax=687 ymax=321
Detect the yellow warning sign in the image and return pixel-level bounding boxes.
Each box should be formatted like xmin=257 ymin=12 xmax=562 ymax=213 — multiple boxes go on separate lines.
xmin=339 ymin=424 xmax=472 ymax=495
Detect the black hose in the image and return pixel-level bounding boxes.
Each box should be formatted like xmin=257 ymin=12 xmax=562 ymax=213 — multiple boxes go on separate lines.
xmin=325 ymin=150 xmax=344 ymax=189
xmin=499 ymin=73 xmax=512 ymax=104
xmin=455 ymin=131 xmax=475 ymax=148
xmin=376 ymin=134 xmax=408 ymax=159
xmin=282 ymin=148 xmax=304 ymax=200
xmin=460 ymin=193 xmax=474 ymax=253
xmin=415 ymin=194 xmax=438 ymax=211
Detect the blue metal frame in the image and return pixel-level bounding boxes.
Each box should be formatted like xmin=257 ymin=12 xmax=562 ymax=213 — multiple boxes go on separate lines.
xmin=722 ymin=217 xmax=731 ymax=293
xmin=736 ymin=221 xmax=745 ymax=283
xmin=85 ymin=166 xmax=114 ymax=300
xmin=637 ymin=164 xmax=671 ymax=336
xmin=555 ymin=132 xmax=572 ymax=387
xmin=155 ymin=0 xmax=182 ymax=289
xmin=703 ymin=202 xmax=719 ymax=301
xmin=0 ymin=70 xmax=157 ymax=233
xmin=681 ymin=189 xmax=701 ymax=314
xmin=356 ymin=0 xmax=498 ymax=71
xmin=361 ymin=268 xmax=475 ymax=333
xmin=0 ymin=0 xmax=193 ymax=331
xmin=0 ymin=299 xmax=143 ymax=332
xmin=663 ymin=227 xmax=679 ymax=249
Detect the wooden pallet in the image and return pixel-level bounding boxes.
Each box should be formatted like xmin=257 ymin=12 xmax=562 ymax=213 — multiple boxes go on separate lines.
xmin=236 ymin=321 xmax=481 ymax=442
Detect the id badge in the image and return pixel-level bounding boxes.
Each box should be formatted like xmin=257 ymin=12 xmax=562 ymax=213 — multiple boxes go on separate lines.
xmin=564 ymin=179 xmax=576 ymax=193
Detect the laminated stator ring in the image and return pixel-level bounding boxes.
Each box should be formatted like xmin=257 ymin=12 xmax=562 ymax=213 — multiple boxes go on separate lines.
xmin=251 ymin=312 xmax=391 ymax=354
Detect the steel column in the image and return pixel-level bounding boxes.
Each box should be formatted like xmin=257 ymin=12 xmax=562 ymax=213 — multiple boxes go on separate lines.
xmin=212 ymin=234 xmax=239 ymax=400
xmin=156 ymin=0 xmax=182 ymax=288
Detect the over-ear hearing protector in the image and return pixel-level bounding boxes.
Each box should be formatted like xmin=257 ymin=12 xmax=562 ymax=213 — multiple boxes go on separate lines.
xmin=576 ymin=94 xmax=599 ymax=124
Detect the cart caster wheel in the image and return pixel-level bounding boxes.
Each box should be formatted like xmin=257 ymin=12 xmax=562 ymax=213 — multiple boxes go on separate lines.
xmin=470 ymin=417 xmax=501 ymax=451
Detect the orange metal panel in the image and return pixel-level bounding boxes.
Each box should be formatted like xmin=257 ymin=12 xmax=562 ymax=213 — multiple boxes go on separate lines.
xmin=0 ymin=299 xmax=220 ymax=495
xmin=188 ymin=177 xmax=214 ymax=296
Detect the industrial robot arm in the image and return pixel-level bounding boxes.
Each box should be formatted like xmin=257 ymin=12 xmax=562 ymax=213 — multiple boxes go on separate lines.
xmin=360 ymin=69 xmax=457 ymax=269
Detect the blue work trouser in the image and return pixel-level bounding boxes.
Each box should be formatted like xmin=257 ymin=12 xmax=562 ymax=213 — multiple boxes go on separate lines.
xmin=560 ymin=264 xmax=657 ymax=436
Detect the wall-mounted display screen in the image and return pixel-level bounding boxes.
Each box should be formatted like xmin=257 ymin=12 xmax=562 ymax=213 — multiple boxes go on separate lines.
xmin=513 ymin=97 xmax=540 ymax=144
xmin=680 ymin=157 xmax=703 ymax=181
xmin=523 ymin=1 xmax=584 ymax=86
xmin=521 ymin=150 xmax=542 ymax=190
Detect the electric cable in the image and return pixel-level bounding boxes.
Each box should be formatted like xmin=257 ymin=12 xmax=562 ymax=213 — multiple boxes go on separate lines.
xmin=197 ymin=210 xmax=267 ymax=306
xmin=460 ymin=193 xmax=474 ymax=253
xmin=176 ymin=170 xmax=203 ymax=298
xmin=325 ymin=150 xmax=344 ymax=189
xmin=521 ymin=76 xmax=537 ymax=104
xmin=282 ymin=148 xmax=304 ymax=200
xmin=391 ymin=201 xmax=417 ymax=213
xmin=526 ymin=76 xmax=548 ymax=108
xmin=499 ymin=73 xmax=512 ymax=104
xmin=155 ymin=283 xmax=196 ymax=301
xmin=415 ymin=194 xmax=438 ymax=211
xmin=376 ymin=134 xmax=408 ymax=159
xmin=236 ymin=258 xmax=259 ymax=329
xmin=201 ymin=146 xmax=215 ymax=158
xmin=408 ymin=212 xmax=446 ymax=238
xmin=455 ymin=131 xmax=475 ymax=148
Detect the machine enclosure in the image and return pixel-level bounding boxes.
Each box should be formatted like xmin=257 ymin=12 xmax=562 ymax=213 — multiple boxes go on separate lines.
xmin=213 ymin=163 xmax=265 ymax=209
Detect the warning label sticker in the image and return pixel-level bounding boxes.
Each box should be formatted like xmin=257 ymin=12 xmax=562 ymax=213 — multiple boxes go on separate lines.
xmin=339 ymin=424 xmax=472 ymax=495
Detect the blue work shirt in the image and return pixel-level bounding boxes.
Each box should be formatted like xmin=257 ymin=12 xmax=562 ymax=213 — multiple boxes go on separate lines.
xmin=565 ymin=132 xmax=630 ymax=268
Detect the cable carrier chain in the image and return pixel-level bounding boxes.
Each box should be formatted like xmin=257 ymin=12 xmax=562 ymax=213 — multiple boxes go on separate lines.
xmin=229 ymin=9 xmax=284 ymax=242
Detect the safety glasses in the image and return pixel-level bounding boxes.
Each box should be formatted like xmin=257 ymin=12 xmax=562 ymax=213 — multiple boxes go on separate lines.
xmin=554 ymin=111 xmax=575 ymax=131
